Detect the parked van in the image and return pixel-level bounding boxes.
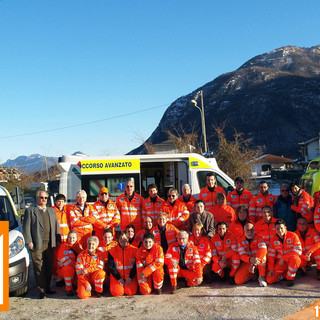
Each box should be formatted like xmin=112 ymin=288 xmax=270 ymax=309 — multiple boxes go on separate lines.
xmin=300 ymin=157 xmax=320 ymax=196
xmin=58 ymin=153 xmax=234 ymax=203
xmin=0 ymin=186 xmax=30 ymax=296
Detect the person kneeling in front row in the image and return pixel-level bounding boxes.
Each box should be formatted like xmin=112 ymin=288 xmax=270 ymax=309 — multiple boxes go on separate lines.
xmin=75 ymin=236 xmax=105 ymax=299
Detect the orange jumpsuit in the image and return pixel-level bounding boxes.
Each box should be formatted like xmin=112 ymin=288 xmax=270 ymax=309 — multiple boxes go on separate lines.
xmin=314 ymin=191 xmax=320 ymax=208
xmin=249 ymin=193 xmax=276 ymax=223
xmin=212 ymin=204 xmax=236 ymax=226
xmin=132 ymin=229 xmax=149 ymax=248
xmin=107 ymin=244 xmax=138 ymax=296
xmin=136 ymin=243 xmax=164 ymax=295
xmin=151 ymin=224 xmax=179 ymax=253
xmin=52 ymin=205 xmax=70 ymax=281
xmin=189 ymin=235 xmax=212 ymax=276
xmin=227 ymin=189 xmax=254 ymax=210
xmin=142 ymin=196 xmax=165 ymax=226
xmin=254 ymin=217 xmax=277 ymax=247
xmin=57 ymin=242 xmax=76 ymax=291
xmin=93 ymin=199 xmax=120 ymax=240
xmin=75 ymin=249 xmax=105 ymax=299
xmin=116 ymin=193 xmax=143 ymax=232
xmin=314 ymin=204 xmax=320 ymax=234
xmin=211 ymin=231 xmax=240 ymax=277
xmin=199 ymin=186 xmax=226 ymax=214
xmin=165 ymin=242 xmax=202 ymax=287
xmin=295 ymin=228 xmax=320 ymax=270
xmin=179 ymin=195 xmax=198 ymax=214
xmin=266 ymin=231 xmax=302 ymax=283
xmin=161 ymin=199 xmax=189 ymax=230
xmin=68 ymin=203 xmax=104 ymax=249
xmin=235 ymin=234 xmax=267 ymax=285
xmin=291 ymin=190 xmax=314 ymax=224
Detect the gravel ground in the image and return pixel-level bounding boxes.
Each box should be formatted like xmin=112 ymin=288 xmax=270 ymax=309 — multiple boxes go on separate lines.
xmin=2 ymin=263 xmax=320 ymax=320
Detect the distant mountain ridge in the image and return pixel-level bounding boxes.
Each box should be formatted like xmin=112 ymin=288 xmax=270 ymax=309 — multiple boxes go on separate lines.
xmin=129 ymin=45 xmax=320 ymax=158
xmin=1 ymin=154 xmax=58 ymax=173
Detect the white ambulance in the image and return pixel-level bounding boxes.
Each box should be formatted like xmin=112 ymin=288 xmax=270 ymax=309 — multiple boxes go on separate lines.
xmin=58 ymin=153 xmax=234 ymax=203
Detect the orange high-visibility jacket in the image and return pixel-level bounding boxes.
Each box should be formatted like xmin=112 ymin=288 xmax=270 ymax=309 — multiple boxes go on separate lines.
xmin=165 ymin=242 xmax=202 ymax=277
xmin=314 ymin=204 xmax=320 ymax=234
xmin=142 ymin=196 xmax=165 ymax=226
xmin=267 ymin=231 xmax=302 ymax=270
xmin=151 ymin=224 xmax=179 ymax=247
xmin=227 ymin=189 xmax=254 ymax=210
xmin=161 ymin=199 xmax=189 ymax=230
xmin=132 ymin=229 xmax=148 ymax=248
xmin=189 ymin=235 xmax=212 ymax=266
xmin=212 ymin=204 xmax=236 ymax=226
xmin=249 ymin=193 xmax=276 ymax=223
xmin=57 ymin=242 xmax=76 ymax=269
xmin=314 ymin=191 xmax=320 ymax=208
xmin=237 ymin=233 xmax=267 ymax=263
xmin=116 ymin=193 xmax=143 ymax=231
xmin=291 ymin=190 xmax=314 ymax=223
xmin=68 ymin=203 xmax=102 ymax=240
xmin=108 ymin=244 xmax=138 ymax=280
xmin=75 ymin=249 xmax=105 ymax=282
xmin=228 ymin=219 xmax=250 ymax=239
xmin=178 ymin=195 xmax=198 ymax=214
xmin=254 ymin=217 xmax=277 ymax=247
xmin=97 ymin=240 xmax=118 ymax=261
xmin=93 ymin=199 xmax=120 ymax=230
xmin=53 ymin=205 xmax=70 ymax=243
xmin=199 ymin=186 xmax=226 ymax=214
xmin=211 ymin=231 xmax=238 ymax=263
xmin=295 ymin=228 xmax=320 ymax=257
xmin=136 ymin=243 xmax=164 ymax=278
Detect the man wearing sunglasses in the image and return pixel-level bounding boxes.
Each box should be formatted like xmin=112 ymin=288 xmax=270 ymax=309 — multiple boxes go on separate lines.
xmin=23 ymin=190 xmax=61 ymax=299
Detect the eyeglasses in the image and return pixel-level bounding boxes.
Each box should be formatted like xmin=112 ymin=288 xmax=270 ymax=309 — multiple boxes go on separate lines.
xmin=168 ymin=195 xmax=176 ymax=198
xmin=126 ymin=185 xmax=134 ymax=188
xmin=100 ymin=193 xmax=108 ymax=196
xmin=40 ymin=197 xmax=48 ymax=200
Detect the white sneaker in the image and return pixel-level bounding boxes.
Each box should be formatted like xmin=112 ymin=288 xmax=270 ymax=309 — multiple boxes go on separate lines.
xmin=258 ymin=276 xmax=267 ymax=287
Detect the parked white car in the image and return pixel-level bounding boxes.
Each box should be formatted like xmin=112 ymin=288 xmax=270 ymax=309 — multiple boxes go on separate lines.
xmin=0 ymin=186 xmax=30 ymax=296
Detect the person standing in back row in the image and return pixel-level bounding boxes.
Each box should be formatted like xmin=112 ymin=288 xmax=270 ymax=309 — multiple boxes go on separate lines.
xmin=199 ymin=173 xmax=225 ymax=214
xmin=227 ymin=177 xmax=254 ymax=210
xmin=117 ymin=180 xmax=143 ymax=232
xmin=23 ymin=190 xmax=61 ymax=299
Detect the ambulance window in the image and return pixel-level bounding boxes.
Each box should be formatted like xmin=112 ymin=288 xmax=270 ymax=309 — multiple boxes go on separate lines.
xmin=0 ymin=196 xmax=18 ymax=231
xmin=82 ymin=174 xmax=140 ymax=202
xmin=197 ymin=171 xmax=231 ymax=193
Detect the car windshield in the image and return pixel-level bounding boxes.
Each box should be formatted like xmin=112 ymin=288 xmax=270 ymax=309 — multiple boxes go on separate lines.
xmin=0 ymin=196 xmax=19 ymax=231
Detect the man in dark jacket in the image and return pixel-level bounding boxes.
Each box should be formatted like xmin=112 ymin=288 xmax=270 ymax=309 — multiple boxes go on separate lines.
xmin=23 ymin=190 xmax=61 ymax=299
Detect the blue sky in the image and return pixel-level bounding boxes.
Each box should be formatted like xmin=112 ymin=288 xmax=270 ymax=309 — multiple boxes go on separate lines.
xmin=0 ymin=0 xmax=319 ymax=163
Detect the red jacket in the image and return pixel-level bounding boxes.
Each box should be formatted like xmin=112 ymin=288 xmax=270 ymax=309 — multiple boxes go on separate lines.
xmin=57 ymin=242 xmax=76 ymax=270
xmin=227 ymin=189 xmax=254 ymax=210
xmin=93 ymin=200 xmax=120 ymax=231
xmin=199 ymin=186 xmax=226 ymax=214
xmin=151 ymin=224 xmax=179 ymax=247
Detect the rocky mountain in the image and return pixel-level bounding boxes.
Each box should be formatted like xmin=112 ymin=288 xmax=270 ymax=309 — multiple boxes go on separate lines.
xmin=129 ymin=45 xmax=320 ymax=158
xmin=1 ymin=154 xmax=58 ymax=173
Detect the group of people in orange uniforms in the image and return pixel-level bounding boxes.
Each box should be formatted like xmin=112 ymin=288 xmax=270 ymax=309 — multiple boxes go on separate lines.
xmin=47 ymin=174 xmax=320 ymax=299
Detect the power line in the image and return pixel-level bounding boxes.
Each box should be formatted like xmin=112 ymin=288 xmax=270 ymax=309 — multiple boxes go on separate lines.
xmin=0 ymin=103 xmax=170 ymax=139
